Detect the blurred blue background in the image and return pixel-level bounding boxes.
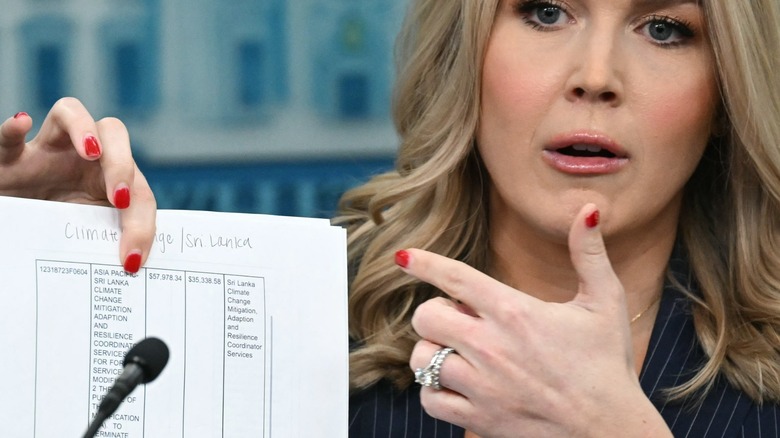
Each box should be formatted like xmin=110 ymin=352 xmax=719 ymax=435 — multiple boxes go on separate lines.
xmin=0 ymin=0 xmax=409 ymax=218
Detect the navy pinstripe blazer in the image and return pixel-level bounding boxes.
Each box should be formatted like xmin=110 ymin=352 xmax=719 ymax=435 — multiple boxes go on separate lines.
xmin=349 ymin=255 xmax=780 ymax=437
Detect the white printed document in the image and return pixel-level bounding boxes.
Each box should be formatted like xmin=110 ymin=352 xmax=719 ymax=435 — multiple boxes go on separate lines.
xmin=0 ymin=196 xmax=348 ymax=437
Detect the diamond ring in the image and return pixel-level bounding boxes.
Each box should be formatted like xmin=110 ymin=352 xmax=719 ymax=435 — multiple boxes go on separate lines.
xmin=414 ymin=347 xmax=456 ymax=390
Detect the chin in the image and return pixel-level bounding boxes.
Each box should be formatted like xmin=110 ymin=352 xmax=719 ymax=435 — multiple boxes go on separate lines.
xmin=540 ymin=194 xmax=613 ymax=236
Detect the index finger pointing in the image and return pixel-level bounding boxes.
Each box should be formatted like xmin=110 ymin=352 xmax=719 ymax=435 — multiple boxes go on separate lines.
xmin=395 ymin=248 xmax=525 ymax=315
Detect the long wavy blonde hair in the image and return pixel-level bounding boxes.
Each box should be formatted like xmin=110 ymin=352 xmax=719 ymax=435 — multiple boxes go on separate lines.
xmin=336 ymin=0 xmax=780 ymax=402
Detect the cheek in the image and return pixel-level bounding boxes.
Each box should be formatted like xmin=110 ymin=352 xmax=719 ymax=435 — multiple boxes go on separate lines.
xmin=632 ymin=84 xmax=717 ymax=215
xmin=478 ymin=76 xmax=553 ymax=176
xmin=646 ymin=89 xmax=712 ymax=134
xmin=485 ymin=67 xmax=551 ymax=109
xmin=480 ymin=36 xmax=562 ymax=133
xmin=636 ymin=61 xmax=717 ymax=141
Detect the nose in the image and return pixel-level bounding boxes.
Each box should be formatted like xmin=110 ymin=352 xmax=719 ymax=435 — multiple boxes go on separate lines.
xmin=565 ymin=29 xmax=624 ymax=106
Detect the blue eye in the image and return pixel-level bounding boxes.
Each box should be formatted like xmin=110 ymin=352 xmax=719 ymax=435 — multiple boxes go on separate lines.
xmin=516 ymin=1 xmax=570 ymax=29
xmin=641 ymin=17 xmax=695 ymax=46
xmin=648 ymin=22 xmax=674 ymax=41
xmin=536 ymin=6 xmax=563 ymax=25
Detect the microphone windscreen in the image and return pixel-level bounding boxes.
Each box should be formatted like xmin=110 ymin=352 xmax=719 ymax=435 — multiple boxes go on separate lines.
xmin=122 ymin=337 xmax=170 ymax=383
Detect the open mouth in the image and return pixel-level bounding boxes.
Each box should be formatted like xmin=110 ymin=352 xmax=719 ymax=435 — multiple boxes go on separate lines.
xmin=556 ymin=144 xmax=617 ymax=158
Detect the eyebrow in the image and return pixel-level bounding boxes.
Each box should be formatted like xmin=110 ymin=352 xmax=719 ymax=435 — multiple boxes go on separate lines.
xmin=635 ymin=0 xmax=701 ymax=6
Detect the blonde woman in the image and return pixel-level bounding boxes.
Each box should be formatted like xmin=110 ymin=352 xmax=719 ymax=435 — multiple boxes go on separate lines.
xmin=24 ymin=0 xmax=779 ymax=436
xmin=344 ymin=0 xmax=780 ymax=436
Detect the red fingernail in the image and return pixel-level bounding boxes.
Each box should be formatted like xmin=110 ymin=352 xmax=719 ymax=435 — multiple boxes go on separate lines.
xmin=13 ymin=112 xmax=28 ymax=119
xmin=84 ymin=135 xmax=101 ymax=158
xmin=586 ymin=210 xmax=600 ymax=229
xmin=123 ymin=252 xmax=142 ymax=274
xmin=395 ymin=250 xmax=410 ymax=268
xmin=114 ymin=187 xmax=131 ymax=210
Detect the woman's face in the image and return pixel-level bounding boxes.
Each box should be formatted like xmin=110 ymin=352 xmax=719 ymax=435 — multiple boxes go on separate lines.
xmin=477 ymin=0 xmax=718 ymax=242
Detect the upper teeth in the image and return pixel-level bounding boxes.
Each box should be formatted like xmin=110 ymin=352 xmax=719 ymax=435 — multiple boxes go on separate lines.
xmin=572 ymin=144 xmax=603 ymax=153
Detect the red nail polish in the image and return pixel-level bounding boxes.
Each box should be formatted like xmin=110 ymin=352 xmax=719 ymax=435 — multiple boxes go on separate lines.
xmin=13 ymin=112 xmax=28 ymax=119
xmin=84 ymin=135 xmax=101 ymax=158
xmin=395 ymin=250 xmax=410 ymax=268
xmin=586 ymin=210 xmax=600 ymax=229
xmin=114 ymin=187 xmax=131 ymax=210
xmin=124 ymin=252 xmax=142 ymax=274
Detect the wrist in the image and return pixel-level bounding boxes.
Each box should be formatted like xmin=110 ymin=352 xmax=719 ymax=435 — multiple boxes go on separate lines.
xmin=580 ymin=377 xmax=672 ymax=437
xmin=597 ymin=393 xmax=671 ymax=437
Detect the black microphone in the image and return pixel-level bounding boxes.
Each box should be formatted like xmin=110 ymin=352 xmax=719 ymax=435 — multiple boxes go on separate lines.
xmin=83 ymin=337 xmax=170 ymax=438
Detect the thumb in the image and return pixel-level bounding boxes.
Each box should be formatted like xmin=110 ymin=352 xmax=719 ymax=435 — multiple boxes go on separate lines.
xmin=568 ymin=203 xmax=625 ymax=313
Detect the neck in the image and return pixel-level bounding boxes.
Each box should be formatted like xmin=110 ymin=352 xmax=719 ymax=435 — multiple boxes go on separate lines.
xmin=487 ymin=206 xmax=678 ymax=315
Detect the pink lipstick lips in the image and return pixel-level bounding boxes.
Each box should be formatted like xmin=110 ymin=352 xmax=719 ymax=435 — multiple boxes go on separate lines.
xmin=543 ymin=131 xmax=628 ymax=175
